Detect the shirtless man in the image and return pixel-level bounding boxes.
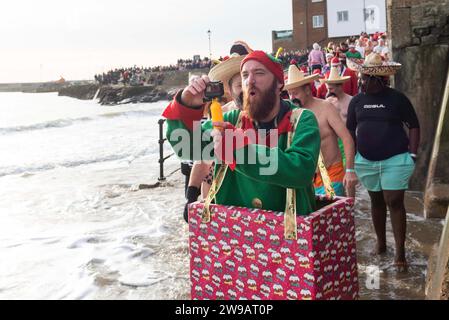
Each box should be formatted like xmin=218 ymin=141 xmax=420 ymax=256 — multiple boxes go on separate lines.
xmin=326 ymin=83 xmax=353 ymax=123
xmin=285 ymin=64 xmax=357 ymax=197
xmin=325 ymin=77 xmax=356 ymax=197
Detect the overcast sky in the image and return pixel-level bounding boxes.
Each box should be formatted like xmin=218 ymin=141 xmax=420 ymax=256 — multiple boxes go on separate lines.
xmin=0 ymin=0 xmax=292 ymax=83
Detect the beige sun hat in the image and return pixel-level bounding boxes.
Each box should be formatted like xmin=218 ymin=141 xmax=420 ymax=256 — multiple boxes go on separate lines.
xmin=347 ymin=52 xmax=401 ymax=76
xmin=284 ymin=64 xmax=320 ymax=90
xmin=320 ymin=66 xmax=351 ymax=84
xmin=208 ymin=53 xmax=244 ymax=94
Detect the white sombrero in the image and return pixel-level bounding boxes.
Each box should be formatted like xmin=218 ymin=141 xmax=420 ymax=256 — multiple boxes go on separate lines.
xmin=347 ymin=52 xmax=402 ymax=76
xmin=284 ymin=64 xmax=320 ymax=90
xmin=320 ymin=65 xmax=351 ymax=84
xmin=208 ymin=53 xmax=244 ymax=94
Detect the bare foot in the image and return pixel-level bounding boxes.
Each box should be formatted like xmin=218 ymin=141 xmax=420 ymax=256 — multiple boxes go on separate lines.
xmin=372 ymin=243 xmax=387 ymax=256
xmin=394 ymin=260 xmax=408 ymax=273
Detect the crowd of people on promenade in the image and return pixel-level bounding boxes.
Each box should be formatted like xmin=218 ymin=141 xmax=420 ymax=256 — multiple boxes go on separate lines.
xmin=94 ymin=67 xmax=165 ymax=86
xmin=304 ymin=31 xmax=390 ymax=74
xmin=177 ymin=57 xmax=212 ymax=71
xmin=276 ymin=49 xmax=310 ymax=69
xmin=94 ymin=56 xmax=212 ymax=86
xmin=94 ymin=31 xmax=389 ymax=87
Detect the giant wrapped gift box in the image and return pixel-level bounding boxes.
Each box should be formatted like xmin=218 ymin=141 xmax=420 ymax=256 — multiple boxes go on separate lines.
xmin=189 ymin=195 xmax=358 ymax=300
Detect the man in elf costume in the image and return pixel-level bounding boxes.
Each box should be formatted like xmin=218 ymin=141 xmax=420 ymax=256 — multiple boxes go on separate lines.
xmin=162 ymin=51 xmax=321 ymax=218
xmin=345 ymin=43 xmax=363 ymax=59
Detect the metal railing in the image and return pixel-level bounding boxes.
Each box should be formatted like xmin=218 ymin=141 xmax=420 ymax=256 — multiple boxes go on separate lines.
xmin=158 ymin=118 xmax=175 ymax=181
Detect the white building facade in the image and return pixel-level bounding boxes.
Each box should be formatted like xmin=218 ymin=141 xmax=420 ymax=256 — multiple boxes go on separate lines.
xmin=326 ymin=0 xmax=387 ymax=38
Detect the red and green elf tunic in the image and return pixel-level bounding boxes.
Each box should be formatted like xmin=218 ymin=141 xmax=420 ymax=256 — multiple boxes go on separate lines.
xmin=162 ymin=92 xmax=321 ymax=216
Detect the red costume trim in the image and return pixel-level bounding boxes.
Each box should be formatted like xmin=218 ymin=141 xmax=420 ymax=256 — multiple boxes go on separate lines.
xmin=162 ymin=90 xmax=204 ymax=131
xmin=219 ymin=111 xmax=294 ymax=171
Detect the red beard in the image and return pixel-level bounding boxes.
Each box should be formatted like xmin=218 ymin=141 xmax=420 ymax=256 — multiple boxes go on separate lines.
xmin=243 ymin=79 xmax=278 ymax=122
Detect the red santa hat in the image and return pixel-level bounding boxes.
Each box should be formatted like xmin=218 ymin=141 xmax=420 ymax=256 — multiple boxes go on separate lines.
xmin=331 ymin=57 xmax=341 ymax=67
xmin=312 ymin=68 xmax=324 ymax=80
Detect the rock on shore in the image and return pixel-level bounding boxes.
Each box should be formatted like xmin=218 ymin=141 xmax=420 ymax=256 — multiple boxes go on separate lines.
xmin=58 ymin=84 xmax=100 ymax=100
xmin=57 ymin=68 xmax=207 ymax=105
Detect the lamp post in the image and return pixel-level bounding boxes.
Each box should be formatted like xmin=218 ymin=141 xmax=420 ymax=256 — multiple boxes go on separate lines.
xmin=207 ymin=29 xmax=212 ymax=60
xmin=363 ymin=0 xmax=368 ymax=34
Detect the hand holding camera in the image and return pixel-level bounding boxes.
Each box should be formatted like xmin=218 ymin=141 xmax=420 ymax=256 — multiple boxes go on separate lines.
xmin=181 ymin=75 xmax=224 ymax=107
xmin=203 ymin=81 xmax=224 ymax=102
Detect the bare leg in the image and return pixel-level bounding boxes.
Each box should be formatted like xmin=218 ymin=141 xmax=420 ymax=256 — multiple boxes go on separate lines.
xmin=188 ymin=161 xmax=212 ymax=188
xmin=383 ymin=190 xmax=407 ymax=272
xmin=368 ymin=191 xmax=387 ymax=255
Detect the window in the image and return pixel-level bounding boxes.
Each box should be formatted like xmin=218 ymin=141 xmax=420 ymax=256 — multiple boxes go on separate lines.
xmin=312 ymin=15 xmax=324 ymax=28
xmin=364 ymin=8 xmax=375 ymax=24
xmin=337 ymin=11 xmax=349 ymax=22
xmin=274 ymin=30 xmax=293 ymax=40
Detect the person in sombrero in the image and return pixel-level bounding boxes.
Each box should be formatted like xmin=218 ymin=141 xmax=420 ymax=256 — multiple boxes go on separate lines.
xmin=323 ymin=63 xmax=358 ymax=197
xmin=286 ymin=64 xmax=357 ymax=198
xmin=311 ymin=68 xmax=324 ymax=98
xmin=346 ymin=53 xmax=420 ymax=272
xmin=316 ymin=57 xmax=358 ymax=99
xmin=181 ymin=41 xmax=252 ymax=222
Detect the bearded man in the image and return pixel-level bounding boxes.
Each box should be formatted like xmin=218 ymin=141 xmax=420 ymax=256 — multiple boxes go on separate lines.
xmin=162 ymin=51 xmax=320 ymax=217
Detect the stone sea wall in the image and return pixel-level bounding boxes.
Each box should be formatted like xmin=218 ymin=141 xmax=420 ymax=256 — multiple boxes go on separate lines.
xmin=388 ymin=0 xmax=449 ymax=194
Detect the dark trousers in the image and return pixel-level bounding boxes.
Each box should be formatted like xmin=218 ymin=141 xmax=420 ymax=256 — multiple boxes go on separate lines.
xmin=311 ymin=64 xmax=322 ymax=73
xmin=180 ymin=161 xmax=193 ymax=194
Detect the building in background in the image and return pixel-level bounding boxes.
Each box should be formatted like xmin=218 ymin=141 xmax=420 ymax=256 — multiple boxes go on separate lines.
xmin=327 ymin=0 xmax=386 ymax=38
xmin=272 ymin=0 xmax=386 ymax=52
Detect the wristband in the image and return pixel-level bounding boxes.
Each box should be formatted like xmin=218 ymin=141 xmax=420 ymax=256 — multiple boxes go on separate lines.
xmin=346 ymin=169 xmax=356 ymax=173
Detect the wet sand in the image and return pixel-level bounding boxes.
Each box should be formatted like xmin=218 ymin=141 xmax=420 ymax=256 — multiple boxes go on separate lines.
xmin=355 ymin=187 xmax=443 ymax=300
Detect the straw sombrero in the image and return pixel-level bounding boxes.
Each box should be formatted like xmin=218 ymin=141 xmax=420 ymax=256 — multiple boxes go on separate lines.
xmin=284 ymin=64 xmax=320 ymax=90
xmin=208 ymin=53 xmax=244 ymax=94
xmin=347 ymin=52 xmax=401 ymax=76
xmin=320 ymin=65 xmax=351 ymax=84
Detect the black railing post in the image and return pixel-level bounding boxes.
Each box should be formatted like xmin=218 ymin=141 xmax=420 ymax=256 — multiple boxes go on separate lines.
xmin=158 ymin=119 xmax=166 ymax=181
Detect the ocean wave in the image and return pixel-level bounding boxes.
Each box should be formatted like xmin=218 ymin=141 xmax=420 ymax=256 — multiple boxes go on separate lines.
xmin=0 ymin=148 xmax=156 ymax=178
xmin=0 ymin=109 xmax=162 ymax=135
